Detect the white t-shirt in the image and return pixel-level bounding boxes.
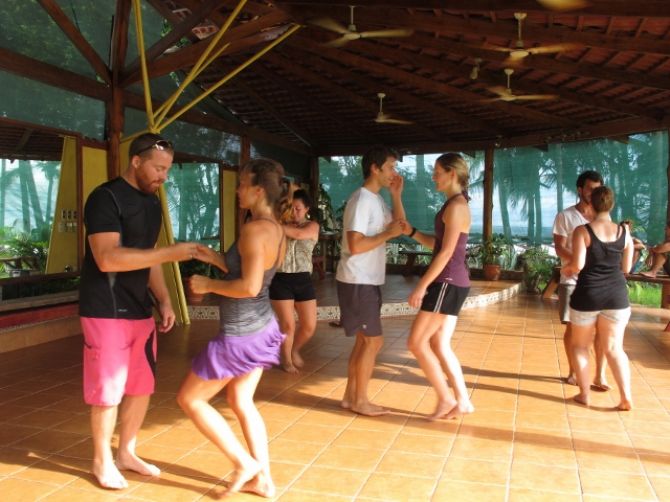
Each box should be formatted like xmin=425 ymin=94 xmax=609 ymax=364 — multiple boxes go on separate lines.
xmin=552 ymin=205 xmax=589 ymax=284
xmin=336 ymin=187 xmax=392 ymax=285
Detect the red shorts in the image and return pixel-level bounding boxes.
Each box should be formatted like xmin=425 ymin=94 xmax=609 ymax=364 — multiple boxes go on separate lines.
xmin=80 ymin=317 xmax=157 ymax=406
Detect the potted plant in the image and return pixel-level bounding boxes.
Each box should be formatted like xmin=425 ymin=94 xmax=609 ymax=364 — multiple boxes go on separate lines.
xmin=178 ymin=259 xmax=212 ymax=304
xmin=481 ymin=234 xmax=511 ymax=281
xmin=518 ymin=246 xmax=558 ymax=293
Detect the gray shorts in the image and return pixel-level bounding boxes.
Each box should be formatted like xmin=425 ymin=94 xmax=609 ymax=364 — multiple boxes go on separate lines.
xmin=558 ymin=284 xmax=576 ymax=324
xmin=336 ymin=281 xmax=383 ymax=337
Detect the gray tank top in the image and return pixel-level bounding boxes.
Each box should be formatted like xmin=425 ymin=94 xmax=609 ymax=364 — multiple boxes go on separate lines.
xmin=218 ymin=222 xmax=284 ymax=336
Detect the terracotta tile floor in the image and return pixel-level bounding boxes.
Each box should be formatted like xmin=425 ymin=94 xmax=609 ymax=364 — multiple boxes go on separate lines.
xmin=1 ymin=292 xmax=670 ymax=501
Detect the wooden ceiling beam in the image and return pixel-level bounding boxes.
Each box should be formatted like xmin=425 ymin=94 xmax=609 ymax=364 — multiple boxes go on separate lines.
xmin=36 ymin=0 xmax=111 ymax=84
xmin=120 ymin=11 xmax=290 ymax=86
xmin=400 ymin=31 xmax=670 ymax=93
xmin=124 ymin=0 xmax=225 ymax=78
xmin=0 ymin=47 xmax=110 ymax=101
xmin=231 ymin=76 xmax=316 ymax=148
xmin=265 ymin=52 xmax=405 ymax=144
xmin=337 ymin=39 xmax=576 ymax=126
xmin=250 ymin=61 xmax=373 ymax=142
xmin=281 ymin=46 xmax=505 ymax=136
xmin=315 ymin=116 xmax=670 ymax=156
xmin=346 ymin=9 xmax=670 ymax=56
xmin=278 ymin=1 xmax=670 ymax=18
xmin=396 ymin=36 xmax=660 ymax=117
xmin=122 ymin=90 xmax=312 ymax=155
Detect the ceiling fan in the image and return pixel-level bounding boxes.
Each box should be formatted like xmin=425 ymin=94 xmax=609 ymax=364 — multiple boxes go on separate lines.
xmin=483 ymin=12 xmax=579 ymax=65
xmin=310 ymin=5 xmax=413 ymax=48
xmin=375 ymin=93 xmax=413 ymax=125
xmin=484 ymin=68 xmax=557 ymax=102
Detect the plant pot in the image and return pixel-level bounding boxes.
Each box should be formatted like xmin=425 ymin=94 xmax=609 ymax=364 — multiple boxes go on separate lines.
xmin=483 ymin=263 xmax=501 ymax=281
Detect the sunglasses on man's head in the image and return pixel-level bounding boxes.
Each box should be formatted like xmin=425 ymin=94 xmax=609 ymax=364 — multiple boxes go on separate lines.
xmin=134 ymin=139 xmax=173 ymax=156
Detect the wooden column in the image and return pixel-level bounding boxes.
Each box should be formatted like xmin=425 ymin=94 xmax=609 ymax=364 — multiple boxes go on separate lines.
xmin=483 ymin=147 xmax=494 ymax=241
xmin=106 ymin=0 xmax=131 ymax=179
xmin=106 ymin=85 xmax=124 ymax=179
xmin=237 ymin=135 xmax=251 ymax=237
xmin=309 ymin=156 xmax=319 ymax=220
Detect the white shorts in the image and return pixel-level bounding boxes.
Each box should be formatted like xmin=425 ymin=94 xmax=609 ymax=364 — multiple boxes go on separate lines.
xmin=569 ymin=307 xmax=631 ymax=326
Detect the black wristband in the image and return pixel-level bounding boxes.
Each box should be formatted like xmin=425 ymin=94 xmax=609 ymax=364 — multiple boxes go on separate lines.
xmin=409 ymin=227 xmax=417 ymax=238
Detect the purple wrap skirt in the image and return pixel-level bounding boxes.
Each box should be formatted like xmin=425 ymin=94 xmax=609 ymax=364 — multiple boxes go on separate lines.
xmin=192 ymin=316 xmax=285 ymax=380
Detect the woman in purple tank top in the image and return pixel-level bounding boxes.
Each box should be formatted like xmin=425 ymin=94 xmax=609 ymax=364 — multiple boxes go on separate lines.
xmin=404 ymin=153 xmax=474 ymax=420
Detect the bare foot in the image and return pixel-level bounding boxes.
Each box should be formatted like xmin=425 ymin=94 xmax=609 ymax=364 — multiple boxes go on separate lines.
xmin=92 ymin=459 xmax=128 ymax=490
xmin=444 ymin=401 xmax=475 ymax=420
xmin=428 ymin=399 xmax=458 ymax=421
xmin=116 ymin=451 xmax=160 ymax=477
xmin=573 ymin=393 xmax=589 ymax=406
xmin=241 ymin=471 xmax=276 ymax=498
xmin=591 ymin=381 xmax=611 ymax=392
xmin=292 ymin=351 xmax=305 ymax=369
xmin=223 ymin=462 xmax=262 ymax=497
xmin=640 ymin=270 xmax=657 ymax=278
xmin=281 ymin=362 xmax=299 ymax=374
xmin=564 ymin=374 xmax=578 ymax=386
xmin=340 ymin=400 xmax=351 ymax=410
xmin=351 ymin=402 xmax=389 ymax=416
xmin=616 ymin=399 xmax=633 ymax=411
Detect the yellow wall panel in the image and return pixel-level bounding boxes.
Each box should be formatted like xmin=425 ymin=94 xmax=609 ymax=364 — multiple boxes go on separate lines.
xmin=223 ymin=170 xmax=237 ymax=251
xmin=46 ymin=137 xmax=79 ymax=273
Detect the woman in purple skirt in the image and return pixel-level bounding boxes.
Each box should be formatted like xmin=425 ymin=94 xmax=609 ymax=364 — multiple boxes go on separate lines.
xmin=177 ymin=158 xmax=287 ymax=498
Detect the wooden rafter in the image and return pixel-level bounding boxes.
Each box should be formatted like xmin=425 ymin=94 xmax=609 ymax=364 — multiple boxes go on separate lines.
xmin=14 ymin=129 xmax=34 ymax=156
xmin=120 ymin=11 xmax=289 ymax=86
xmin=267 ymin=51 xmax=441 ymax=141
xmin=124 ymin=0 xmax=225 ymax=78
xmin=278 ymin=1 xmax=670 ymax=18
xmin=36 ymin=0 xmax=111 ymax=85
xmin=324 ymin=39 xmax=577 ymax=127
xmin=345 ymin=9 xmax=670 ymax=56
xmin=395 ymin=32 xmax=670 ymax=93
xmin=232 ymin=76 xmax=315 ymax=147
xmin=0 ymin=47 xmax=109 ymax=101
xmin=250 ymin=61 xmax=374 ymax=142
xmin=280 ymin=46 xmax=505 ymax=136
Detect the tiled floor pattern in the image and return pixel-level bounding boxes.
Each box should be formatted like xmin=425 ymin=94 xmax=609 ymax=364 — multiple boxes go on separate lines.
xmin=1 ymin=295 xmax=670 ymax=501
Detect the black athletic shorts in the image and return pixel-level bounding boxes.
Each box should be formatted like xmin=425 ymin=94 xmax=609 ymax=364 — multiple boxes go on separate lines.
xmin=420 ymin=282 xmax=469 ymax=316
xmin=269 ymin=272 xmax=316 ymax=302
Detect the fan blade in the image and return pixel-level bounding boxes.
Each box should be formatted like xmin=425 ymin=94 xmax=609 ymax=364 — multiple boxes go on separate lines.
xmin=528 ymin=43 xmax=581 ymax=55
xmin=536 ymin=0 xmax=591 ymax=11
xmin=308 ymin=17 xmax=350 ymax=35
xmin=487 ymin=86 xmax=512 ymax=98
xmin=479 ymin=42 xmax=513 ymax=53
xmin=512 ymin=94 xmax=558 ymax=101
xmin=323 ymin=34 xmax=359 ymax=47
xmin=375 ymin=113 xmax=413 ymax=125
xmin=359 ymin=28 xmax=414 ymax=39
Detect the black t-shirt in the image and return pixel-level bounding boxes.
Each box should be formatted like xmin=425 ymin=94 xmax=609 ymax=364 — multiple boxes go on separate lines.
xmin=79 ymin=177 xmax=162 ymax=319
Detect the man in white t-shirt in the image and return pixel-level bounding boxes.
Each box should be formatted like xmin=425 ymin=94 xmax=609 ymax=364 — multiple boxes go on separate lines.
xmin=553 ymin=170 xmax=609 ymax=389
xmin=336 ymin=145 xmax=407 ymax=416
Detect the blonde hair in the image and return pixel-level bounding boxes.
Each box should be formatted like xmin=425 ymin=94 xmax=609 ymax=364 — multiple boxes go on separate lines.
xmin=591 ymin=185 xmax=614 ymax=212
xmin=436 ymin=153 xmax=469 ymax=190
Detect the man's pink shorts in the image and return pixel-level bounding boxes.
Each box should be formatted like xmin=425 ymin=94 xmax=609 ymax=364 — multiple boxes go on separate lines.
xmin=80 ymin=317 xmax=157 ymax=406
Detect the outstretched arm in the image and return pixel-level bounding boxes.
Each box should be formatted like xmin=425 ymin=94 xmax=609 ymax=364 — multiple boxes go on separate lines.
xmin=88 ymin=232 xmax=197 ymax=272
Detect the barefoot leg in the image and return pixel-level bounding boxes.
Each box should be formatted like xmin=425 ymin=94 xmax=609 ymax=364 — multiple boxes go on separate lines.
xmin=90 ymin=405 xmax=128 ymax=489
xmin=116 ymin=395 xmax=160 ymax=477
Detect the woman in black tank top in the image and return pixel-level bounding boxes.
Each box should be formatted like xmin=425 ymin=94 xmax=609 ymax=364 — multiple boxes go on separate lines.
xmin=562 ymin=186 xmax=634 ymax=411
